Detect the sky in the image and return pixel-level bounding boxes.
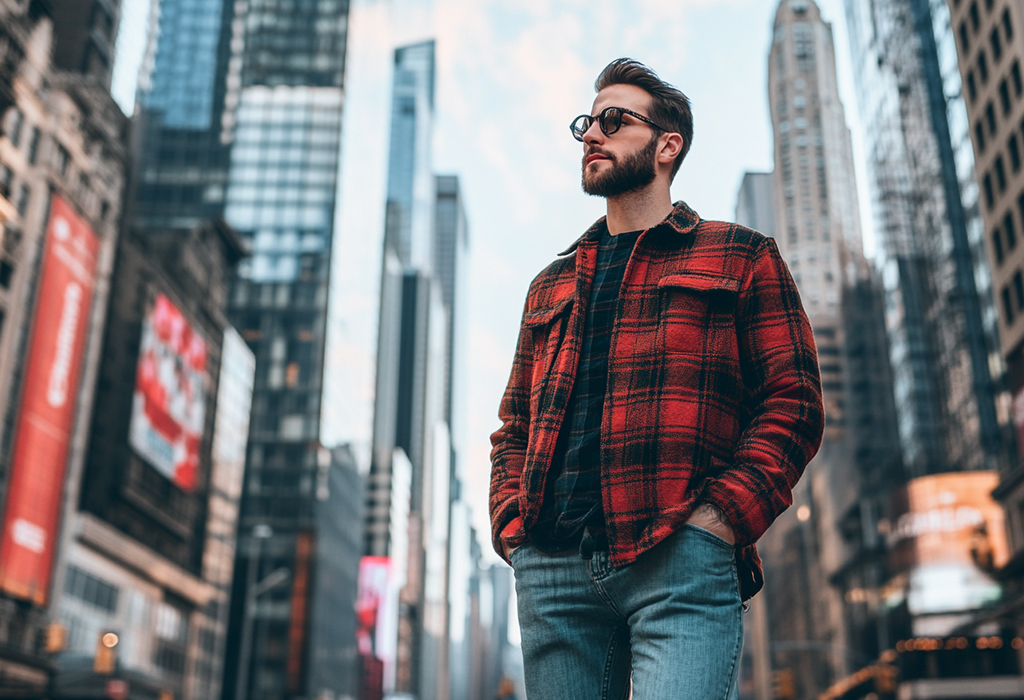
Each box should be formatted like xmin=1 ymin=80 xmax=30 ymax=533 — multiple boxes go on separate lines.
xmin=111 ymin=0 xmax=871 ymax=563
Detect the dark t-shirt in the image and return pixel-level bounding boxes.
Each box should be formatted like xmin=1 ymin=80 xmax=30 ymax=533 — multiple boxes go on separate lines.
xmin=529 ymin=227 xmax=641 ymax=552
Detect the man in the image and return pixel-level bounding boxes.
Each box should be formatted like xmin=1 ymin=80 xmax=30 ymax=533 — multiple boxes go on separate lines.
xmin=489 ymin=58 xmax=824 ymax=699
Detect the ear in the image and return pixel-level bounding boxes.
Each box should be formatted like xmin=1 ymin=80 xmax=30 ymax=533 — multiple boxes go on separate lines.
xmin=658 ymin=132 xmax=684 ymax=166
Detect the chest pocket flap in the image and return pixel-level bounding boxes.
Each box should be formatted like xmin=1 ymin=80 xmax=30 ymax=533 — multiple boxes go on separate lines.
xmin=658 ymin=272 xmax=740 ymax=356
xmin=523 ymin=293 xmax=574 ymax=328
xmin=657 ymin=272 xmax=740 ymax=295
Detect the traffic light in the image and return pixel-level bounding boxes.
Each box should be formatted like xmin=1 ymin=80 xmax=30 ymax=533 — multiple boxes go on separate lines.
xmin=772 ymin=668 xmax=796 ymax=700
xmin=93 ymin=631 xmax=119 ymax=674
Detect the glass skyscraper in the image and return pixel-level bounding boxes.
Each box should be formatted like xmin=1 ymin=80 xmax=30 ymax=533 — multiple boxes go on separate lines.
xmin=843 ymin=0 xmax=1009 ymax=475
xmin=131 ymin=0 xmax=358 ymax=696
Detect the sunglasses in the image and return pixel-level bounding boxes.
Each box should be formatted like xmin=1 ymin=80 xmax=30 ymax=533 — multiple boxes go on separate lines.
xmin=569 ymin=106 xmax=670 ymax=142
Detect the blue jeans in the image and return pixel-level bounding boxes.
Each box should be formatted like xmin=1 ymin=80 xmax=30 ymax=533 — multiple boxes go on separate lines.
xmin=512 ymin=524 xmax=743 ymax=700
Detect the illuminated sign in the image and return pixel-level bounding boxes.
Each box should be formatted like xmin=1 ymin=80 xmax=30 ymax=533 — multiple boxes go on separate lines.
xmin=0 ymin=195 xmax=100 ymax=604
xmin=885 ymin=472 xmax=1009 ymax=618
xmin=128 ymin=293 xmax=208 ymax=491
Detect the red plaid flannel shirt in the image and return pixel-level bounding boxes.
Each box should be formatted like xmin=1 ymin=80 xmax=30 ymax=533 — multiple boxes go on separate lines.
xmin=489 ymin=201 xmax=824 ymax=596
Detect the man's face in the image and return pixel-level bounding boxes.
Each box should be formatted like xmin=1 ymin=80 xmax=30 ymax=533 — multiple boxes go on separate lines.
xmin=581 ymin=83 xmax=661 ymax=198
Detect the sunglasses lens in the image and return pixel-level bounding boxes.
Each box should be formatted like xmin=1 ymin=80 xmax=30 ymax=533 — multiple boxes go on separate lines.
xmin=601 ymin=108 xmax=623 ymax=135
xmin=570 ymin=115 xmax=590 ymax=141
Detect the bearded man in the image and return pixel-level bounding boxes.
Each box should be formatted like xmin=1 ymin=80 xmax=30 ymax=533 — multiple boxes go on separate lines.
xmin=489 ymin=58 xmax=824 ymax=700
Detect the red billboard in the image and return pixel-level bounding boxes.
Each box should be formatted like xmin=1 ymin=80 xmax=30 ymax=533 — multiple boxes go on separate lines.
xmin=0 ymin=195 xmax=99 ymax=605
xmin=128 ymin=293 xmax=207 ymax=491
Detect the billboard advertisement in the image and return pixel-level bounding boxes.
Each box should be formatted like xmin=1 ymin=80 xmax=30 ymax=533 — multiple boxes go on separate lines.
xmin=885 ymin=472 xmax=1009 ymax=622
xmin=0 ymin=194 xmax=100 ymax=605
xmin=128 ymin=293 xmax=208 ymax=491
xmin=357 ymin=556 xmax=401 ymax=700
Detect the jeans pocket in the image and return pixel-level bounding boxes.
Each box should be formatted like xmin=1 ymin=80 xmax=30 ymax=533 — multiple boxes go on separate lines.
xmin=684 ymin=523 xmax=735 ymax=552
xmin=508 ymin=543 xmax=527 ymax=566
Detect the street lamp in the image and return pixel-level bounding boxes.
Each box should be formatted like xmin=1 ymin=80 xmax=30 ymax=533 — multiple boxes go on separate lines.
xmin=235 ymin=525 xmax=290 ymax=700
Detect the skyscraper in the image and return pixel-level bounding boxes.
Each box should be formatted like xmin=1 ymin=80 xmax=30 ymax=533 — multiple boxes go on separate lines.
xmin=844 ymin=0 xmax=1009 ymax=476
xmin=756 ymin=4 xmax=872 ymax=695
xmin=131 ymin=0 xmax=235 ymax=231
xmin=126 ymin=0 xmax=358 ymax=695
xmin=946 ymin=0 xmax=1024 ymax=644
xmin=0 ymin=0 xmax=128 ymax=692
xmin=219 ymin=0 xmax=357 ymax=697
xmin=735 ymin=171 xmax=776 ymax=240
xmin=363 ymin=41 xmax=477 ymax=700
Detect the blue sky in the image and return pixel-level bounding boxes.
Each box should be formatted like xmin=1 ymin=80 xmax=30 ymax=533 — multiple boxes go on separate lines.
xmin=112 ymin=0 xmax=868 ymax=561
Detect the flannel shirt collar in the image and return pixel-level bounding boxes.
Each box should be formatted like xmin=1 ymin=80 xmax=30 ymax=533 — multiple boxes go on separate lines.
xmin=558 ymin=200 xmax=700 ymax=257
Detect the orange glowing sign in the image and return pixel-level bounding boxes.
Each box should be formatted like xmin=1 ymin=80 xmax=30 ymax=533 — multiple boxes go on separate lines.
xmin=886 ymin=471 xmax=1009 ymax=616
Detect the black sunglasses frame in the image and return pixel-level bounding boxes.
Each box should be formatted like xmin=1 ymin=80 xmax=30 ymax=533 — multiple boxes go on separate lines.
xmin=570 ymin=106 xmax=670 ymax=141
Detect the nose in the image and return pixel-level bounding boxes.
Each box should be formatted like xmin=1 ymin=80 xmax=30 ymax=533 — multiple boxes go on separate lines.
xmin=583 ymin=118 xmax=604 ymax=147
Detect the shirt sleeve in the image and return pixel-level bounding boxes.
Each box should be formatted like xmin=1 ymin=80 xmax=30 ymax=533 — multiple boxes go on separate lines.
xmin=489 ymin=296 xmax=535 ymax=562
xmin=701 ymin=236 xmax=825 ymax=547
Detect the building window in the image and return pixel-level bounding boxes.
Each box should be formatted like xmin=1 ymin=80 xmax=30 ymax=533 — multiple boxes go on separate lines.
xmin=0 ymin=165 xmax=10 ymax=199
xmin=976 ymin=121 xmax=987 ymax=151
xmin=971 ymin=1 xmax=981 ymax=31
xmin=985 ymin=0 xmax=993 ymax=11
xmin=55 ymin=144 xmax=69 ymax=177
xmin=15 ymin=185 xmax=28 ymax=216
xmin=1014 ymin=270 xmax=1024 ymax=310
xmin=987 ymin=102 xmax=998 ymax=135
xmin=64 ymin=565 xmax=119 ymax=613
xmin=992 ymin=27 xmax=1004 ymax=61
xmin=961 ymin=21 xmax=971 ymax=52
xmin=0 ymin=260 xmax=13 ymax=289
xmin=1003 ymin=285 xmax=1015 ymax=325
xmin=1014 ymin=61 xmax=1024 ymax=96
xmin=1018 ymin=193 xmax=1024 ymax=233
xmin=1006 ymin=211 xmax=1018 ymax=250
xmin=996 ymin=155 xmax=1007 ymax=191
xmin=980 ymin=50 xmax=990 ymax=83
xmin=994 ymin=226 xmax=1006 ymax=263
xmin=985 ymin=173 xmax=995 ymax=209
xmin=3 ymin=109 xmax=22 ymax=147
xmin=968 ymin=70 xmax=978 ymax=102
xmin=1001 ymin=79 xmax=1012 ymax=114
xmin=26 ymin=128 xmax=39 ymax=165
xmin=1011 ymin=133 xmax=1022 ymax=171
xmin=1004 ymin=8 xmax=1014 ymax=41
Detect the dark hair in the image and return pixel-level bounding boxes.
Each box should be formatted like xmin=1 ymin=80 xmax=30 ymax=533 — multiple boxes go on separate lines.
xmin=595 ymin=58 xmax=693 ymax=179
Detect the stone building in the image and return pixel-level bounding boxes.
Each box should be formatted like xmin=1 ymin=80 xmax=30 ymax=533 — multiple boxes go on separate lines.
xmin=0 ymin=0 xmax=128 ymax=692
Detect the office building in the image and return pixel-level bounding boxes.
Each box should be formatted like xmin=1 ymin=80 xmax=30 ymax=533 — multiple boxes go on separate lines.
xmin=219 ymin=0 xmax=357 ymax=696
xmin=364 ymin=40 xmax=444 ymax=699
xmin=735 ymin=171 xmax=776 ymax=239
xmin=947 ymin=0 xmax=1024 ymax=653
xmin=54 ymin=217 xmax=250 ymax=700
xmin=128 ymin=0 xmax=361 ymax=695
xmin=0 ymin=0 xmax=128 ymax=692
xmin=846 ymin=0 xmax=1008 ymax=477
xmin=808 ymin=0 xmax=1023 ymax=697
xmin=49 ymin=0 xmax=121 ymax=88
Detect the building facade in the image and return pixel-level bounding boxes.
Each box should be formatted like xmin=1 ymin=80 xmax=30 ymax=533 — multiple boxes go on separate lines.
xmin=128 ymin=0 xmax=361 ymax=695
xmin=217 ymin=0 xmax=357 ymax=695
xmin=0 ymin=0 xmax=128 ymax=692
xmin=53 ymin=218 xmax=250 ymax=700
xmin=946 ymin=0 xmax=1024 ymax=652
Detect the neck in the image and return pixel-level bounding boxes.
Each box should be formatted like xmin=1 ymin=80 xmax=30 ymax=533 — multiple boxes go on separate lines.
xmin=604 ymin=180 xmax=674 ymax=235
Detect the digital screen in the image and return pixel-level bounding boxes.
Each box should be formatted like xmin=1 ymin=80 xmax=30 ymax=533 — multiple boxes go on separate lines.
xmin=886 ymin=471 xmax=1009 ymax=619
xmin=128 ymin=293 xmax=208 ymax=491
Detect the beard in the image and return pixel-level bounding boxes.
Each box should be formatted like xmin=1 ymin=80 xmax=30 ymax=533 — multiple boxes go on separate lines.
xmin=581 ymin=134 xmax=659 ymax=197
